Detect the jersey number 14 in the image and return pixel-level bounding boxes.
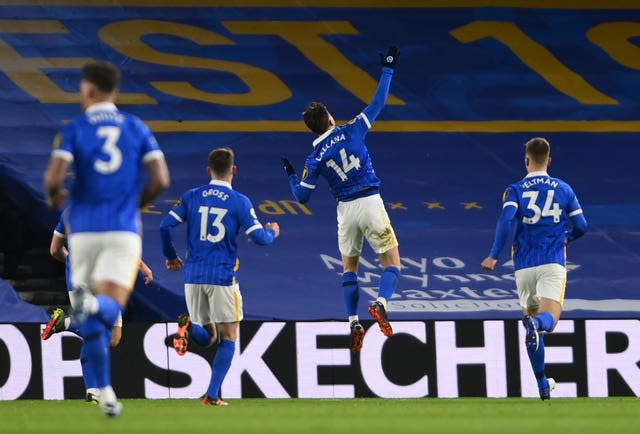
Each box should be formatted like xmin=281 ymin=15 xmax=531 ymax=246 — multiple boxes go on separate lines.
xmin=522 ymin=190 xmax=562 ymax=224
xmin=326 ymin=149 xmax=361 ymax=181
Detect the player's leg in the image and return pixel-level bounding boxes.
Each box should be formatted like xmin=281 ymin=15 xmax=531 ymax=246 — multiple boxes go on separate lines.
xmin=66 ymin=233 xmax=103 ymax=404
xmin=338 ymin=200 xmax=365 ymax=351
xmin=342 ymin=254 xmax=365 ymax=352
xmin=175 ymin=285 xmax=217 ymax=355
xmin=362 ymin=195 xmax=400 ymax=337
xmin=203 ymin=284 xmax=242 ymax=406
xmin=71 ymin=232 xmax=141 ymax=417
xmin=191 ymin=285 xmax=217 ymax=346
xmin=204 ymin=321 xmax=237 ymax=407
xmin=517 ymin=265 xmax=561 ymax=400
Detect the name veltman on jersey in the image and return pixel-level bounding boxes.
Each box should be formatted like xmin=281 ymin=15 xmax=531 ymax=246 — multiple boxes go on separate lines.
xmin=52 ymin=102 xmax=163 ymax=234
xmin=160 ymin=180 xmax=268 ymax=286
xmin=498 ymin=171 xmax=583 ymax=270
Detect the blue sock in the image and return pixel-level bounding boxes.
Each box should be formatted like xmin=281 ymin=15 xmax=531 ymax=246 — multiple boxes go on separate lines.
xmin=534 ymin=312 xmax=555 ymax=332
xmin=79 ymin=315 xmax=111 ymax=388
xmin=342 ymin=272 xmax=359 ymax=317
xmin=79 ymin=343 xmax=97 ymax=389
xmin=190 ymin=323 xmax=213 ymax=347
xmin=378 ymin=266 xmax=400 ymax=301
xmin=526 ymin=333 xmax=546 ymax=387
xmin=207 ymin=339 xmax=235 ymax=399
xmin=95 ymin=295 xmax=121 ymax=328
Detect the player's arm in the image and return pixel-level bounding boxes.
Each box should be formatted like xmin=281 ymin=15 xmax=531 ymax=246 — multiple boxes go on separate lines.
xmin=139 ymin=122 xmax=170 ymax=208
xmin=141 ymin=156 xmax=170 ymax=208
xmin=481 ymin=188 xmax=518 ymax=271
xmin=240 ymin=196 xmax=279 ymax=245
xmin=139 ymin=258 xmax=153 ymax=284
xmin=281 ymin=157 xmax=316 ymax=204
xmin=566 ymin=190 xmax=588 ymax=243
xmin=49 ymin=231 xmax=68 ymax=263
xmin=359 ymin=46 xmax=399 ymax=129
xmin=44 ymin=128 xmax=74 ymax=209
xmin=160 ymin=193 xmax=187 ymax=271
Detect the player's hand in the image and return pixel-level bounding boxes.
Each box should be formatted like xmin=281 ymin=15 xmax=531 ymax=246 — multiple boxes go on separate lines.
xmin=140 ymin=263 xmax=154 ymax=285
xmin=265 ymin=222 xmax=280 ymax=238
xmin=281 ymin=156 xmax=296 ymax=176
xmin=380 ymin=46 xmax=400 ymax=69
xmin=481 ymin=257 xmax=497 ymax=271
xmin=166 ymin=257 xmax=183 ymax=271
xmin=47 ymin=188 xmax=68 ymax=209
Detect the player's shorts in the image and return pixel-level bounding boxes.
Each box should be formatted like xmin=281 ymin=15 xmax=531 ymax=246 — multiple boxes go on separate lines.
xmin=337 ymin=194 xmax=398 ymax=257
xmin=184 ymin=283 xmax=243 ymax=324
xmin=514 ymin=263 xmax=567 ymax=309
xmin=68 ymin=231 xmax=141 ymax=291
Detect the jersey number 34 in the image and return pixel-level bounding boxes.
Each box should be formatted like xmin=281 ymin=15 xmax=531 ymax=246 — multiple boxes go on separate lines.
xmin=522 ymin=190 xmax=561 ymax=224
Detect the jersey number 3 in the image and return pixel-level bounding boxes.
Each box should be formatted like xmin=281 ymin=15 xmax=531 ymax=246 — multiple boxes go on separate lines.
xmin=326 ymin=149 xmax=361 ymax=181
xmin=522 ymin=190 xmax=561 ymax=224
xmin=198 ymin=206 xmax=228 ymax=243
xmin=94 ymin=126 xmax=122 ymax=175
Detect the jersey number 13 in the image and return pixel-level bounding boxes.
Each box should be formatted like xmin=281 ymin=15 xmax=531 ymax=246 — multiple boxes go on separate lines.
xmin=198 ymin=206 xmax=228 ymax=243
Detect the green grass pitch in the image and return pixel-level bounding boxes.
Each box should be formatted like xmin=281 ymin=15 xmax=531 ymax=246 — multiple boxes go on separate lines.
xmin=2 ymin=398 xmax=638 ymax=434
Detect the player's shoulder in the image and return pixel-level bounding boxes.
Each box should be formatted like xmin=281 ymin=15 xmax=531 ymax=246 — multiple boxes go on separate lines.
xmin=229 ymin=189 xmax=253 ymax=207
xmin=66 ymin=113 xmax=89 ymax=130
xmin=118 ymin=111 xmax=149 ymax=130
xmin=549 ymin=176 xmax=576 ymax=194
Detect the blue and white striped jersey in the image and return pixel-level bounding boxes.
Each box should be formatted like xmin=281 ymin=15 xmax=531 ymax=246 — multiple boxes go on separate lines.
xmin=52 ymin=102 xmax=163 ymax=234
xmin=160 ymin=180 xmax=275 ymax=285
xmin=499 ymin=171 xmax=583 ymax=270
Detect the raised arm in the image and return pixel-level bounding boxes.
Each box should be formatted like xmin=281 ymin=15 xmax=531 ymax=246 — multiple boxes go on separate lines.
xmin=361 ymin=46 xmax=399 ymax=126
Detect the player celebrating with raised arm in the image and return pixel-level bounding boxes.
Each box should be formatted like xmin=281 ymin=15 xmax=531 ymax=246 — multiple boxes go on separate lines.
xmin=481 ymin=137 xmax=588 ymax=400
xmin=160 ymin=147 xmax=279 ymax=407
xmin=43 ymin=61 xmax=170 ymax=417
xmin=281 ymin=47 xmax=401 ymax=352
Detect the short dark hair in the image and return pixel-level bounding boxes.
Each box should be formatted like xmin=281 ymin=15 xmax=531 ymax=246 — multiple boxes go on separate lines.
xmin=81 ymin=61 xmax=120 ymax=94
xmin=524 ymin=137 xmax=550 ymax=165
xmin=303 ymin=102 xmax=330 ymax=135
xmin=208 ymin=147 xmax=234 ymax=176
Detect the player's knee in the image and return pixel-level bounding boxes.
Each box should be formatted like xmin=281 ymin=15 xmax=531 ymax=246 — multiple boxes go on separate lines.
xmin=378 ymin=248 xmax=400 ymax=269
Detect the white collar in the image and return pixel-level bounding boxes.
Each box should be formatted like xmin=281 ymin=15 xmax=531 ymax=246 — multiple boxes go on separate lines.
xmin=210 ymin=179 xmax=232 ymax=189
xmin=85 ymin=102 xmax=117 ymax=113
xmin=525 ymin=171 xmax=549 ymax=178
xmin=312 ymin=127 xmax=336 ymax=148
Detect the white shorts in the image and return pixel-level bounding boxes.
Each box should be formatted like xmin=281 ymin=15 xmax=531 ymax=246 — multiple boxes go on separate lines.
xmin=337 ymin=194 xmax=399 ymax=257
xmin=185 ymin=283 xmax=243 ymax=325
xmin=68 ymin=231 xmax=141 ymax=291
xmin=515 ymin=263 xmax=567 ymax=309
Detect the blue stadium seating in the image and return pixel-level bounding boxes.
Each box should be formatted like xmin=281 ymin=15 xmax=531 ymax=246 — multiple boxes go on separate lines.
xmin=1 ymin=3 xmax=639 ymax=322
